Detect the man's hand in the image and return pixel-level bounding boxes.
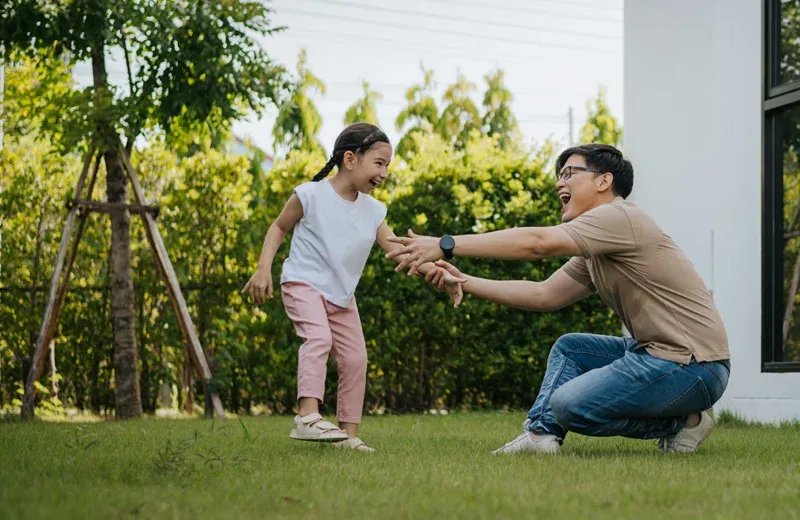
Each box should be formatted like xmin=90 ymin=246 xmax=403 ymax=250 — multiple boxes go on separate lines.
xmin=424 ymin=260 xmax=467 ymax=308
xmin=386 ymin=229 xmax=444 ymax=275
xmin=242 ymin=268 xmax=273 ymax=305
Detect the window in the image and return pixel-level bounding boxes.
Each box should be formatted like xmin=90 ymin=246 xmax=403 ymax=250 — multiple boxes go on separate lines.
xmin=764 ymin=0 xmax=800 ymax=371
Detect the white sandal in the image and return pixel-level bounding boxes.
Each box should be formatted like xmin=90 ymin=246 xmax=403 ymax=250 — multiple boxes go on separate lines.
xmin=289 ymin=413 xmax=349 ymax=442
xmin=333 ymin=437 xmax=375 ymax=453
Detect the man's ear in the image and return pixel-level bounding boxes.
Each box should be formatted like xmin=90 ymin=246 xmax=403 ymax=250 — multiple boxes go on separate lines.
xmin=596 ymin=172 xmax=614 ymax=194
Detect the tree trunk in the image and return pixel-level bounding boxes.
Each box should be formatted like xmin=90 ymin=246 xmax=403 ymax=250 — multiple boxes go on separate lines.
xmin=92 ymin=41 xmax=142 ymax=419
xmin=105 ymin=146 xmax=143 ymax=419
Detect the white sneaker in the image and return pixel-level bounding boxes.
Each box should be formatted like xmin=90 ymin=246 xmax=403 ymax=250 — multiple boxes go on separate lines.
xmin=289 ymin=413 xmax=349 ymax=442
xmin=491 ymin=421 xmax=561 ymax=455
xmin=333 ymin=437 xmax=375 ymax=453
xmin=658 ymin=411 xmax=714 ymax=453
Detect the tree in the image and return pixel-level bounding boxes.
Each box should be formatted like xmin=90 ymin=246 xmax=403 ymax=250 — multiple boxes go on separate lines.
xmin=437 ymin=73 xmax=481 ymax=149
xmin=579 ymin=85 xmax=622 ymax=147
xmin=481 ymin=70 xmax=519 ymax=149
xmin=395 ymin=65 xmax=439 ymax=158
xmin=1 ymin=0 xmax=287 ymax=419
xmin=344 ymin=80 xmax=382 ymax=126
xmin=272 ymin=49 xmax=326 ymax=155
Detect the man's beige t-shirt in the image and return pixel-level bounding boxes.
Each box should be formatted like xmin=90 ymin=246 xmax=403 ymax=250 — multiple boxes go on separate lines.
xmin=559 ymin=200 xmax=729 ymax=365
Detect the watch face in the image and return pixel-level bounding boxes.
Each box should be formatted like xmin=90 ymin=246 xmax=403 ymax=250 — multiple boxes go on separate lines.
xmin=440 ymin=235 xmax=455 ymax=251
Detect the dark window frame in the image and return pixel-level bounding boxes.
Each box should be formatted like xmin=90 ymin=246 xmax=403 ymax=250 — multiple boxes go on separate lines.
xmin=763 ymin=0 xmax=800 ymax=372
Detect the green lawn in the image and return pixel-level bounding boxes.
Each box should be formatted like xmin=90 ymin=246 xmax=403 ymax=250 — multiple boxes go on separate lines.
xmin=0 ymin=412 xmax=798 ymax=519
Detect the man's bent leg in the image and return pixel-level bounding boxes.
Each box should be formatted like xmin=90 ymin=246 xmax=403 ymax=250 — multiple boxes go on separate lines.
xmin=549 ymin=348 xmax=730 ymax=440
xmin=525 ymin=334 xmax=635 ymax=439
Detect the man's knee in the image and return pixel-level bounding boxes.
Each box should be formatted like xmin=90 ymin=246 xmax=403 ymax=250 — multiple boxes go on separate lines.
xmin=550 ymin=385 xmax=593 ymax=432
xmin=550 ymin=333 xmax=584 ymax=359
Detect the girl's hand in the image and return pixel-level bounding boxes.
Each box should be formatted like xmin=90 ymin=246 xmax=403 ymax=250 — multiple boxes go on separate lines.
xmin=242 ymin=268 xmax=273 ymax=305
xmin=386 ymin=230 xmax=443 ymax=275
xmin=425 ymin=260 xmax=467 ymax=308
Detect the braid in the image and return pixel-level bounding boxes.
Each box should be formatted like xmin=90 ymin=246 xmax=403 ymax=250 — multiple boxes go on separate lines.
xmin=312 ymin=152 xmax=339 ymax=182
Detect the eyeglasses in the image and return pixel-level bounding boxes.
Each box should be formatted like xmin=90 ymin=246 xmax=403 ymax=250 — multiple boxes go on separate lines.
xmin=556 ymin=165 xmax=603 ymax=182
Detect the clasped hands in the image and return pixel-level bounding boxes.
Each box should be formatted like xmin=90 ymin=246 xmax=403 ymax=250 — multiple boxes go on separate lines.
xmin=386 ymin=230 xmax=467 ymax=308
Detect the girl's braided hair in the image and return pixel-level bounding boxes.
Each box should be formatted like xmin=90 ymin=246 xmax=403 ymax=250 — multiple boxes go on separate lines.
xmin=312 ymin=123 xmax=390 ymax=182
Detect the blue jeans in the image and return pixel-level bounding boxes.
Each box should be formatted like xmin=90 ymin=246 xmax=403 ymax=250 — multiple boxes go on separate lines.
xmin=526 ymin=334 xmax=731 ymax=440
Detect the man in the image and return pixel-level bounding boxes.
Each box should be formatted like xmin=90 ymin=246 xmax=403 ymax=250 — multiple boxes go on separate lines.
xmin=386 ymin=143 xmax=730 ymax=454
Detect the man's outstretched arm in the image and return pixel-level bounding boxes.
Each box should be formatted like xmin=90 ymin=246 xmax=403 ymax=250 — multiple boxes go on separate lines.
xmin=429 ymin=261 xmax=592 ymax=312
xmin=386 ymin=227 xmax=581 ymax=275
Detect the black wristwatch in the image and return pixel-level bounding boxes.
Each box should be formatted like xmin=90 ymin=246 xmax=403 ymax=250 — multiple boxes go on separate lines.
xmin=439 ymin=235 xmax=455 ymax=260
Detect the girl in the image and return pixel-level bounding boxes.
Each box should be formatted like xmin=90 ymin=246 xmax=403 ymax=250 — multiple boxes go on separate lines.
xmin=243 ymin=123 xmax=464 ymax=452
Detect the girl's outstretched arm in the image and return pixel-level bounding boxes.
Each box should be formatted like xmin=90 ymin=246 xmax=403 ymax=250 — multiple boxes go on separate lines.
xmin=377 ymin=223 xmax=442 ymax=276
xmin=242 ymin=194 xmax=303 ymax=305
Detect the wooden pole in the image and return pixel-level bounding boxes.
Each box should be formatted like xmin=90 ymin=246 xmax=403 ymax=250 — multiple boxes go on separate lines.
xmin=22 ymin=148 xmax=97 ymax=418
xmin=117 ymin=144 xmax=225 ymax=418
xmin=47 ymin=153 xmax=103 ymax=333
xmin=68 ymin=199 xmax=159 ymax=216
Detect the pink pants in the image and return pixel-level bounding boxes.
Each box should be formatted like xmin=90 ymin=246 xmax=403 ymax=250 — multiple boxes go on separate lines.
xmin=281 ymin=282 xmax=367 ymax=424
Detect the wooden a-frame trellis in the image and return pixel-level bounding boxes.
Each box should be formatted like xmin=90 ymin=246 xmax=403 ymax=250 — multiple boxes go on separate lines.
xmin=22 ymin=141 xmax=224 ymax=419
